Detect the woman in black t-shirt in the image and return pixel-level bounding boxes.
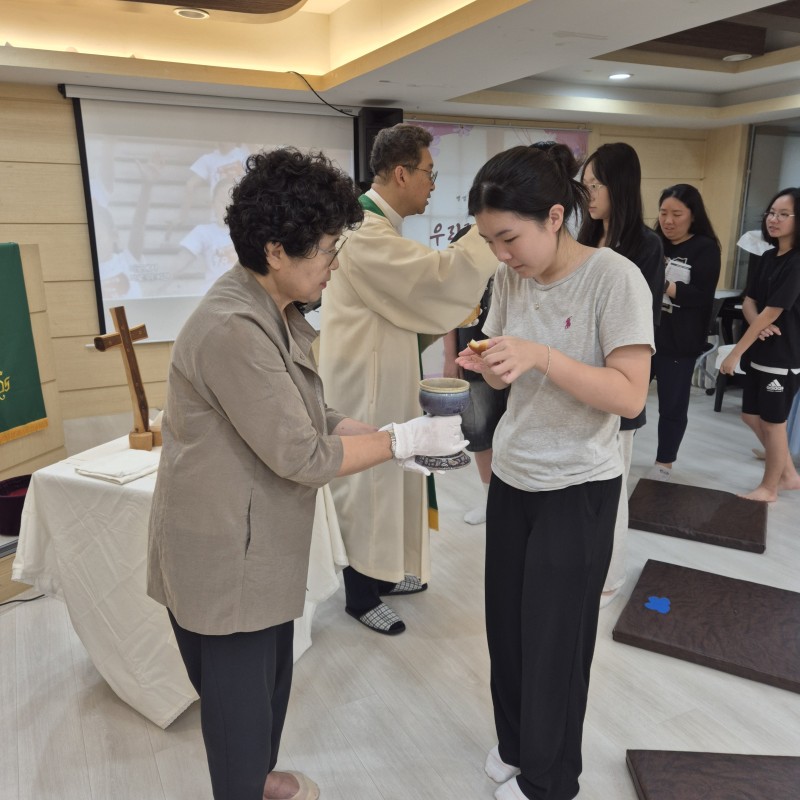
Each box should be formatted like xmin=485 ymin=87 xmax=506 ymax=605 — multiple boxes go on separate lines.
xmin=720 ymin=187 xmax=800 ymax=501
xmin=650 ymin=184 xmax=721 ymax=481
xmin=578 ymin=142 xmax=664 ymax=606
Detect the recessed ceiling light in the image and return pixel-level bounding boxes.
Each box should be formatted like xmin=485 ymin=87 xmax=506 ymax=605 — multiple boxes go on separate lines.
xmin=174 ymin=8 xmax=209 ymax=19
xmin=722 ymin=53 xmax=752 ymax=62
xmin=608 ymin=73 xmax=632 ymax=80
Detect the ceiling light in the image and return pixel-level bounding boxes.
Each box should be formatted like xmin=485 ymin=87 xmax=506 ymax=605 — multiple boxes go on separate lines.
xmin=608 ymin=73 xmax=632 ymax=80
xmin=722 ymin=53 xmax=752 ymax=62
xmin=174 ymin=8 xmax=209 ymax=19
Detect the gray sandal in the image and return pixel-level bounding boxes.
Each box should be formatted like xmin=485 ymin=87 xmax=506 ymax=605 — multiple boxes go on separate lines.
xmin=346 ymin=602 xmax=406 ymax=635
xmin=383 ymin=575 xmax=428 ymax=596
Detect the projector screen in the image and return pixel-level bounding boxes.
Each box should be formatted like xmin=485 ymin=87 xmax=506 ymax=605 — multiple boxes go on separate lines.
xmin=76 ymin=97 xmax=354 ymax=341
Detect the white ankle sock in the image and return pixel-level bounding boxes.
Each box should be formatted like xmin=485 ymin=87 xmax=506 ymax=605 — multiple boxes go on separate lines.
xmin=485 ymin=745 xmax=520 ymax=783
xmin=464 ymin=482 xmax=489 ymax=525
xmin=494 ymin=776 xmax=526 ymax=799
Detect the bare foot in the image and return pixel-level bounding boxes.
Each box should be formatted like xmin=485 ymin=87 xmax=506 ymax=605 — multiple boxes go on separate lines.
xmin=738 ymin=486 xmax=777 ymax=502
xmin=263 ymin=771 xmax=299 ymax=800
xmin=778 ymin=475 xmax=800 ymax=491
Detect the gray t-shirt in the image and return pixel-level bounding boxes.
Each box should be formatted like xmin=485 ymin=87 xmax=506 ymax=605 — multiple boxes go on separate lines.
xmin=483 ymin=247 xmax=655 ymax=492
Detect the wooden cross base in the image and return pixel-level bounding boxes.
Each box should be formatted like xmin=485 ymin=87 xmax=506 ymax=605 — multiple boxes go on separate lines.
xmin=94 ymin=306 xmax=161 ymax=451
xmin=129 ymin=428 xmax=162 ymax=451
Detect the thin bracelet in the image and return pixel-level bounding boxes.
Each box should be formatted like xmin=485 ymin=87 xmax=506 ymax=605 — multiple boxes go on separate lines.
xmin=543 ymin=344 xmax=552 ymax=379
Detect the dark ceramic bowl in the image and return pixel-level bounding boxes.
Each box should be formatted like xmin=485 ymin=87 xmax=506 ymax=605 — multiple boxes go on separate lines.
xmin=418 ymin=378 xmax=470 ymax=416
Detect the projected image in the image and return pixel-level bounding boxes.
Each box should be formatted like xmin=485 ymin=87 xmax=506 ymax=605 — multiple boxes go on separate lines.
xmin=79 ymin=99 xmax=353 ymax=341
xmin=403 ymin=121 xmax=589 ymax=251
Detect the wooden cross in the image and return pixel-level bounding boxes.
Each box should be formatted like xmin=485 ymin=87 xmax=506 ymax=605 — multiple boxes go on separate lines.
xmin=94 ymin=306 xmax=162 ymax=451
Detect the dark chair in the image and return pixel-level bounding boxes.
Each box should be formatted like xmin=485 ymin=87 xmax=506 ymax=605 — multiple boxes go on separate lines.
xmin=694 ymin=296 xmax=728 ymax=395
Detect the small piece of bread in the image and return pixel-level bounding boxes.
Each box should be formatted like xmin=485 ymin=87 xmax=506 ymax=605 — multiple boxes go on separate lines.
xmin=468 ymin=339 xmax=490 ymax=354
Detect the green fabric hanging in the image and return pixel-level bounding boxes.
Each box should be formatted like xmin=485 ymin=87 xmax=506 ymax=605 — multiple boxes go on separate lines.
xmin=0 ymin=243 xmax=48 ymax=444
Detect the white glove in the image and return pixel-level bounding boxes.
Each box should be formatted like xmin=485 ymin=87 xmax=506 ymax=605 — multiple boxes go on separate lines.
xmin=383 ymin=415 xmax=469 ymax=460
xmin=399 ymin=457 xmax=432 ymax=476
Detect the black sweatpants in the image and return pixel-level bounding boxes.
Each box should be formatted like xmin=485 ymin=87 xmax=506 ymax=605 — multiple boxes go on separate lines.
xmin=651 ymin=352 xmax=697 ymax=464
xmin=485 ymin=474 xmax=620 ymax=800
xmin=168 ymin=610 xmax=294 ymax=800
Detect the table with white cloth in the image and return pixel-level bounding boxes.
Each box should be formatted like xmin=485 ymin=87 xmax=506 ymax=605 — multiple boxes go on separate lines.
xmin=12 ymin=436 xmax=347 ymax=729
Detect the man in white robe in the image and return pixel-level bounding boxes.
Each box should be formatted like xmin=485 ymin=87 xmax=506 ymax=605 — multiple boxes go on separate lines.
xmin=319 ymin=123 xmax=498 ymax=634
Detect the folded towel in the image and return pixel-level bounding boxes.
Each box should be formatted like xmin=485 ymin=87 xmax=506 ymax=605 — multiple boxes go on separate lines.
xmin=75 ymin=449 xmax=160 ymax=484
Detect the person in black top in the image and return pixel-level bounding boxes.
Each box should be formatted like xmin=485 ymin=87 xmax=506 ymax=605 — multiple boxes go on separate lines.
xmin=578 ymin=142 xmax=664 ymax=606
xmin=443 ymin=260 xmax=508 ymax=526
xmin=650 ymin=184 xmax=721 ymax=481
xmin=720 ymin=187 xmax=800 ymax=501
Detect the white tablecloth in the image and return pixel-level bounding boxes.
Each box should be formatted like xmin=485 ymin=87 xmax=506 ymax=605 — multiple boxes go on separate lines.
xmin=12 ymin=436 xmax=346 ymax=728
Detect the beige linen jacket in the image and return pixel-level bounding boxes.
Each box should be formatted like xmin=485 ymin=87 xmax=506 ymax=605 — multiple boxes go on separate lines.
xmin=318 ymin=211 xmax=497 ymax=583
xmin=148 ymin=264 xmax=345 ymax=635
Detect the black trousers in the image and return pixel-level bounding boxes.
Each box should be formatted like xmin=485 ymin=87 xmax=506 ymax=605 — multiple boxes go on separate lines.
xmin=168 ymin=610 xmax=294 ymax=800
xmin=485 ymin=474 xmax=620 ymax=800
xmin=651 ymin=351 xmax=697 ymax=464
xmin=343 ymin=566 xmax=398 ymax=613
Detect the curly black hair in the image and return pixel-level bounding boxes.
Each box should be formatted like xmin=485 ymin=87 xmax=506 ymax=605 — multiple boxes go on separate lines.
xmin=224 ymin=147 xmax=364 ymax=274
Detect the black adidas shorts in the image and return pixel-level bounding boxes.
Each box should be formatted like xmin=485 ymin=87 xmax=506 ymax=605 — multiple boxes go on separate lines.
xmin=741 ymin=366 xmax=800 ymax=424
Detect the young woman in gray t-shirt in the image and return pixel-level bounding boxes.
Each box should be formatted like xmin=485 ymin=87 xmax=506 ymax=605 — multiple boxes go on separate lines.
xmin=456 ymin=143 xmax=654 ymax=800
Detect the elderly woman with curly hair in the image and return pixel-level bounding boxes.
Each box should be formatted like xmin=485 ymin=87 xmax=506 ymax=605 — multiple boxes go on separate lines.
xmin=147 ymin=148 xmax=466 ymax=800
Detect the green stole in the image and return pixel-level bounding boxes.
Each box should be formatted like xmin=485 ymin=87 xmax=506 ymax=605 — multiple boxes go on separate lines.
xmin=358 ymin=194 xmax=439 ymax=530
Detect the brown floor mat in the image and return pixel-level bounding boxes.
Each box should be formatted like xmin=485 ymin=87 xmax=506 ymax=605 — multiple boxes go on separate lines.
xmin=628 ymin=478 xmax=767 ymax=553
xmin=613 ymin=559 xmax=800 ymax=693
xmin=626 ymin=750 xmax=800 ymax=800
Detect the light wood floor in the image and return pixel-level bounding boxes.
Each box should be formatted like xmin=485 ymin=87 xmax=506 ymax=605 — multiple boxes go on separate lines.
xmin=2 ymin=384 xmax=799 ymax=800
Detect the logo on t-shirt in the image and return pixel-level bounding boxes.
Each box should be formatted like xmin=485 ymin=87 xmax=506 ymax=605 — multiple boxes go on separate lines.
xmin=565 ymin=316 xmax=572 ymax=329
xmin=766 ymin=379 xmax=784 ymax=393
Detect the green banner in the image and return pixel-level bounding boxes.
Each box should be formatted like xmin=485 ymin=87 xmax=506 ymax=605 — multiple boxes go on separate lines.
xmin=0 ymin=243 xmax=48 ymax=444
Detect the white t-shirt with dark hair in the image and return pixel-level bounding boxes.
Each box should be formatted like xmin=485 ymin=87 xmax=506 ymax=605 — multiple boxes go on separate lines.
xmin=483 ymin=247 xmax=654 ymax=492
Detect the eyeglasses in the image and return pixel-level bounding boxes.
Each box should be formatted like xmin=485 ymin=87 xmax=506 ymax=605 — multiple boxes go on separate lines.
xmin=763 ymin=210 xmax=796 ymax=221
xmin=312 ymin=237 xmax=347 ymax=267
xmin=583 ymin=182 xmax=605 ymax=193
xmin=404 ymin=165 xmax=438 ymax=184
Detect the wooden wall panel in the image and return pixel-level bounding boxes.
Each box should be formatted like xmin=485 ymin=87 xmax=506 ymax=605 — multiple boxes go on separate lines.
xmin=614 ymin=138 xmax=706 ymax=180
xmin=0 ymin=164 xmax=86 ymax=225
xmin=0 ymin=447 xmax=67 ymax=482
xmin=30 ymin=314 xmax=56 ymax=384
xmin=18 ymin=244 xmax=45 ymax=311
xmin=0 ymin=97 xmax=80 ymax=164
xmin=702 ymin=125 xmax=750 ymax=286
xmin=44 ymin=281 xmax=102 ymax=338
xmin=52 ymin=337 xmax=171 ymax=392
xmin=60 ymin=382 xmax=168 ymax=420
xmin=0 ymin=225 xmax=93 ymax=283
